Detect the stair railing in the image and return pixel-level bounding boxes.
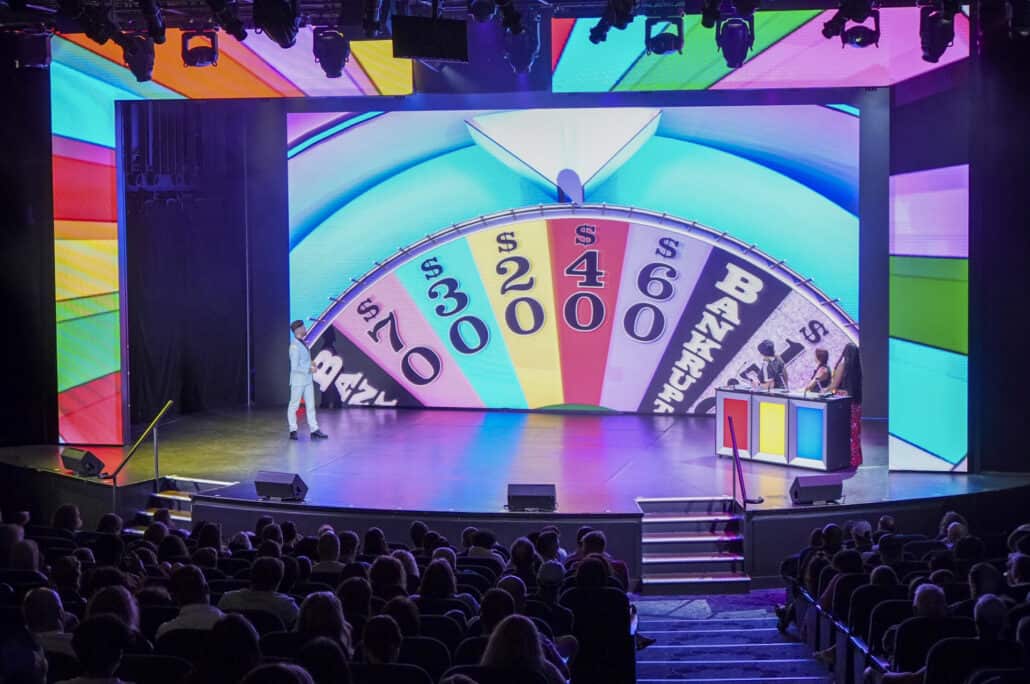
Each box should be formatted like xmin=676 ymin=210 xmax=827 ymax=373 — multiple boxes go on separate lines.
xmin=101 ymin=400 xmax=174 ymax=512
xmin=728 ymin=416 xmax=764 ymax=511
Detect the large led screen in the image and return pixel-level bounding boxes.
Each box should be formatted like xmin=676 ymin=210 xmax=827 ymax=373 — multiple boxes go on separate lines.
xmin=889 ymin=164 xmax=969 ymax=471
xmin=288 ymin=105 xmax=860 ymax=413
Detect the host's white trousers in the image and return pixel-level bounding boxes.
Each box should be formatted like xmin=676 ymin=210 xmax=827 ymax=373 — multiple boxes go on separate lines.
xmin=287 ymin=383 xmax=319 ymax=432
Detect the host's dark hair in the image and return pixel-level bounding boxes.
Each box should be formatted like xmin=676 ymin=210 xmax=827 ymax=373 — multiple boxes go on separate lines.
xmin=290 ymin=320 xmax=305 ymax=331
xmin=837 ymin=343 xmax=863 ymax=403
xmin=815 ymin=348 xmax=829 ymax=365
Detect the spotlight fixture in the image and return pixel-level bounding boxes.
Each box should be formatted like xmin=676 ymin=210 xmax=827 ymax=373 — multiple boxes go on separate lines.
xmin=204 ymin=0 xmax=247 ymax=41
xmin=469 ymin=0 xmax=496 ymax=23
xmin=312 ymin=26 xmax=349 ymax=78
xmin=112 ymin=31 xmax=155 ymax=81
xmin=1010 ymin=0 xmax=1030 ymax=38
xmin=182 ymin=29 xmax=219 ymax=66
xmin=58 ymin=0 xmax=117 ymax=45
xmin=362 ymin=0 xmax=383 ymax=37
xmin=589 ymin=0 xmax=634 ymax=44
xmin=137 ymin=0 xmax=166 ymax=44
xmin=701 ymin=0 xmax=721 ymax=29
xmin=254 ymin=0 xmax=300 ymax=48
xmin=504 ymin=11 xmax=540 ymax=73
xmin=497 ymin=0 xmax=523 ymax=34
xmin=716 ymin=12 xmax=754 ymax=67
xmin=919 ymin=0 xmax=958 ymax=63
xmin=645 ymin=17 xmax=684 ymax=55
xmin=822 ymin=0 xmax=880 ymax=47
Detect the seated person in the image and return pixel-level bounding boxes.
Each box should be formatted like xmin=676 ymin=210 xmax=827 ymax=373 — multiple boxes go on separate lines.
xmin=311 ymin=532 xmax=346 ymax=576
xmin=156 ymin=565 xmax=225 ymax=639
xmin=60 ymin=615 xmax=131 ymax=684
xmin=218 ymin=556 xmax=300 ymax=627
xmin=362 ymin=615 xmax=403 ymax=665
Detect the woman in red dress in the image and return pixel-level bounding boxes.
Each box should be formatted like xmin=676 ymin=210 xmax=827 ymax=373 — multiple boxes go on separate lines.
xmin=830 ymin=343 xmax=863 ymax=468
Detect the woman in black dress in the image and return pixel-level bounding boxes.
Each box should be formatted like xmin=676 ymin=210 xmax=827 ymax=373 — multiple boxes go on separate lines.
xmin=830 ymin=342 xmax=863 ymax=468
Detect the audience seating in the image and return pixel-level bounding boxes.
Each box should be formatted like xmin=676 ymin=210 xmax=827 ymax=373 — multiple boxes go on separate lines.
xmin=155 ymin=629 xmax=210 ymax=663
xmin=443 ymin=664 xmax=549 ymax=684
xmin=225 ymin=607 xmax=286 ymax=635
xmin=398 ymin=636 xmax=451 ymax=682
xmin=453 ymin=635 xmax=489 ymax=665
xmin=349 ymin=662 xmax=433 ymax=684
xmin=117 ymin=654 xmax=193 ymax=684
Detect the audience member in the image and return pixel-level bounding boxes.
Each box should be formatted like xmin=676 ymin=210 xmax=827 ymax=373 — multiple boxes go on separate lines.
xmin=370 ymin=555 xmax=407 ymax=600
xmin=240 ymin=663 xmax=314 ymax=684
xmin=296 ymin=591 xmax=353 ymax=655
xmin=280 ymin=521 xmax=299 ymax=551
xmin=86 ymin=585 xmax=150 ymax=653
xmin=459 ymin=526 xmax=478 ymax=556
xmin=338 ymin=577 xmax=372 ymax=618
xmin=96 ymin=513 xmax=123 ymax=535
xmin=468 ymin=530 xmax=505 ymax=566
xmin=339 ymin=531 xmax=359 ymax=565
xmin=219 ymin=556 xmax=299 ymax=626
xmin=23 ymin=587 xmax=75 ymax=657
xmin=297 ymin=637 xmax=351 ymax=684
xmin=63 ymin=615 xmax=131 ymax=684
xmin=481 ymin=614 xmax=564 ymax=684
xmin=382 ymin=596 xmax=420 ymax=637
xmin=11 ymin=539 xmax=42 ymax=572
xmin=937 ymin=511 xmax=968 ymax=541
xmin=188 ymin=613 xmax=262 ymax=684
xmin=0 ymin=522 xmax=25 ymax=567
xmin=311 ymin=532 xmax=345 ymax=576
xmin=392 ymin=549 xmax=420 ymax=592
xmin=419 ymin=558 xmax=478 ymax=613
xmin=480 ymin=588 xmax=516 ymax=635
xmin=362 ymin=614 xmax=403 ymax=664
xmin=158 ymin=534 xmax=189 ymax=563
xmin=409 ymin=520 xmax=429 ymax=555
xmin=870 ymin=565 xmax=900 ymax=586
xmin=52 ymin=504 xmax=83 ymax=535
xmin=93 ymin=533 xmax=125 ymax=567
xmin=363 ymin=528 xmax=389 ymax=557
xmin=506 ymin=537 xmax=542 ymax=587
xmin=143 ymin=521 xmax=169 ymax=548
xmin=157 ymin=564 xmax=224 ymax=638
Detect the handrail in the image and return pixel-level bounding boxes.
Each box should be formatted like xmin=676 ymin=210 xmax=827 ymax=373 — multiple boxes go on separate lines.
xmin=728 ymin=416 xmax=764 ymax=511
xmin=106 ymin=399 xmax=174 ymax=479
xmin=102 ymin=400 xmax=173 ymax=513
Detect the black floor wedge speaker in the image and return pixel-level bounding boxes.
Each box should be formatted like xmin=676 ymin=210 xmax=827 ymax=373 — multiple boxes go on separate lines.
xmin=790 ymin=474 xmax=843 ymax=505
xmin=507 ymin=483 xmax=556 ymax=512
xmin=61 ymin=448 xmax=104 ymax=477
xmin=255 ymin=471 xmax=308 ymax=501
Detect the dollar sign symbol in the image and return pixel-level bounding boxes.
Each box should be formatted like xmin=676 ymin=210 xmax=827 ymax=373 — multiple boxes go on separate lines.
xmin=356 ymin=298 xmax=380 ymax=322
xmin=420 ymin=257 xmax=443 ymax=280
xmin=497 ymin=232 xmax=517 ymax=253
xmin=655 ymin=237 xmax=680 ymax=259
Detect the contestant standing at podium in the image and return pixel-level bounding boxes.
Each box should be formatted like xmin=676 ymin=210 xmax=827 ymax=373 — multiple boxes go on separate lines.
xmin=803 ymin=348 xmax=832 ymax=393
xmin=288 ymin=320 xmax=329 ymax=441
xmin=756 ymin=339 xmax=789 ymax=390
xmin=830 ymin=342 xmax=863 ymax=468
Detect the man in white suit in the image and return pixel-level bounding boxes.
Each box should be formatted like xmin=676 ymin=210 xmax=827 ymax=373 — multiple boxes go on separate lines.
xmin=288 ymin=320 xmax=328 ymax=441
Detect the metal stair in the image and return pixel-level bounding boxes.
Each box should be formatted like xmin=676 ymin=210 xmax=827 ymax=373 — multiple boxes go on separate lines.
xmin=126 ymin=475 xmax=236 ymax=535
xmin=637 ymin=496 xmax=750 ymax=594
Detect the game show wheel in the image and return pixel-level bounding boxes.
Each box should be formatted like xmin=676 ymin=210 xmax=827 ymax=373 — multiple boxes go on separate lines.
xmin=307 ymin=204 xmax=857 ymax=414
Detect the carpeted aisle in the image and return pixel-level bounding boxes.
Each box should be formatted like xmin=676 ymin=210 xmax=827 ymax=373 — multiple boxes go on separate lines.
xmin=635 ymin=589 xmax=830 ymax=684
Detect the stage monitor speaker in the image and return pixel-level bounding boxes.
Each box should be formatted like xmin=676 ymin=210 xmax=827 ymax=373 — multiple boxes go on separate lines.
xmin=61 ymin=448 xmax=103 ymax=477
xmin=790 ymin=474 xmax=843 ymax=505
xmin=507 ymin=483 xmax=556 ymax=512
xmin=390 ymin=15 xmax=469 ymax=62
xmin=255 ymin=471 xmax=308 ymax=501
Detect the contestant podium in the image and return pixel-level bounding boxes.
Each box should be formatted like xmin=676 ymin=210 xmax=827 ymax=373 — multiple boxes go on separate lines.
xmin=715 ymin=387 xmax=852 ymax=471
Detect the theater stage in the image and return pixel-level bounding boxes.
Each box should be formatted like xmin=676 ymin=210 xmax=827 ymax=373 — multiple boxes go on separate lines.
xmin=3 ymin=408 xmax=1029 ymax=585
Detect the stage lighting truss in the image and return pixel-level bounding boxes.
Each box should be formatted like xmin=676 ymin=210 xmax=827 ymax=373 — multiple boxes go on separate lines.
xmin=312 ymin=25 xmax=349 ymax=77
xmin=504 ymin=8 xmax=539 ymax=72
xmin=182 ymin=27 xmax=218 ymax=66
xmin=645 ymin=16 xmax=683 ymax=54
xmin=822 ymin=0 xmax=880 ymax=48
xmin=254 ymin=0 xmax=300 ymax=48
xmin=590 ymin=0 xmax=634 ymax=44
xmin=918 ymin=0 xmax=958 ymax=63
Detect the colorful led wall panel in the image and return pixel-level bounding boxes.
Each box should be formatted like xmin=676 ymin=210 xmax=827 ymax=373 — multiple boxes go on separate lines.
xmin=50 ymin=30 xmax=412 ymax=443
xmin=288 ymin=105 xmax=859 ymax=414
xmin=888 ymin=164 xmax=969 ymax=471
xmin=552 ymin=8 xmax=969 ymax=92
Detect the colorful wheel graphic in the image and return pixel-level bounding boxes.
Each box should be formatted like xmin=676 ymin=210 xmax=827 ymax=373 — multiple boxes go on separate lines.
xmin=306 ymin=205 xmax=857 ymax=415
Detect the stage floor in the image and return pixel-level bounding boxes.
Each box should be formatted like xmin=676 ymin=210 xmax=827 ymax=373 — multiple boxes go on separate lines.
xmin=4 ymin=408 xmax=1028 ymax=515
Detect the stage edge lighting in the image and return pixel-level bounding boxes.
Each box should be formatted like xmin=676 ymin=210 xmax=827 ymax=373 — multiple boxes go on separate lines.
xmin=645 ymin=17 xmax=684 ymax=54
xmin=313 ymin=26 xmax=349 ymax=77
xmin=919 ymin=0 xmax=958 ymax=63
xmin=182 ymin=29 xmax=218 ymax=66
xmin=204 ymin=0 xmax=247 ymax=41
